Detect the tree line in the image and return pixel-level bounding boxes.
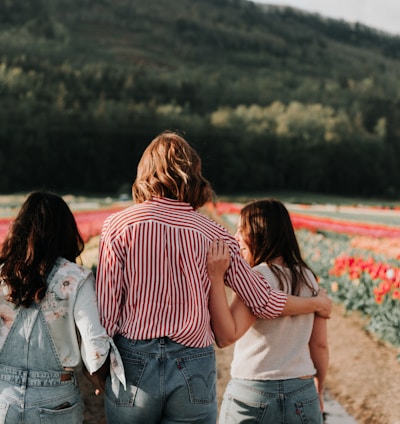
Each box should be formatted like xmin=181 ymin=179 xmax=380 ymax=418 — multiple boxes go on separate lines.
xmin=1 ymin=58 xmax=399 ymax=198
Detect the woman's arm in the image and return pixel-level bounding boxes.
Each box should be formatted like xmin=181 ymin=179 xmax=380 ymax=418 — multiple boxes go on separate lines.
xmin=207 ymin=239 xmax=256 ymax=347
xmin=76 ymin=273 xmax=126 ymax=395
xmin=95 ymin=229 xmax=123 ymax=337
xmin=309 ymin=315 xmax=329 ymax=412
xmin=281 ymin=290 xmax=332 ymax=318
xmin=222 ymin=236 xmax=332 ymax=320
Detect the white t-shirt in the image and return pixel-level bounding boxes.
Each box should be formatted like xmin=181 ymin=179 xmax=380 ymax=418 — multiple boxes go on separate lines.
xmin=230 ymin=263 xmax=318 ymax=380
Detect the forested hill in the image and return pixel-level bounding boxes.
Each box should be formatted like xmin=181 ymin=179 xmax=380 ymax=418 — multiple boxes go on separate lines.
xmin=1 ymin=0 xmax=400 ymax=198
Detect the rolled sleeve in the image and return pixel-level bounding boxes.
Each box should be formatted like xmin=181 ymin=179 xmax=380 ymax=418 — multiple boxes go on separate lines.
xmin=74 ymin=275 xmax=112 ymax=373
xmin=75 ymin=275 xmax=126 ymax=393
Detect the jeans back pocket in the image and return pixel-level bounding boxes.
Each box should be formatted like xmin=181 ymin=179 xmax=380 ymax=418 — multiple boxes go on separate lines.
xmin=106 ymin=356 xmax=146 ymax=407
xmin=176 ymin=348 xmax=216 ymax=404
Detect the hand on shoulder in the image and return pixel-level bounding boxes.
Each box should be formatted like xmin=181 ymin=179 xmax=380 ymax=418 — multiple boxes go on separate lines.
xmin=207 ymin=238 xmax=230 ymax=284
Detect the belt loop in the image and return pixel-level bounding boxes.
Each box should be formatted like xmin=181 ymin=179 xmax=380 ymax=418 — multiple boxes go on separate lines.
xmin=159 ymin=337 xmax=165 ymax=346
xmin=60 ymin=373 xmax=72 ymax=382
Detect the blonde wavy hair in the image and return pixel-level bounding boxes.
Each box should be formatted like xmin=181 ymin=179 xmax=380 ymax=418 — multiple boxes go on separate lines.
xmin=132 ymin=131 xmax=214 ymax=209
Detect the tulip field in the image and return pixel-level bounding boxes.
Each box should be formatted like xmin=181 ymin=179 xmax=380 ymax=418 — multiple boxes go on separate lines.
xmin=1 ymin=198 xmax=399 ymax=350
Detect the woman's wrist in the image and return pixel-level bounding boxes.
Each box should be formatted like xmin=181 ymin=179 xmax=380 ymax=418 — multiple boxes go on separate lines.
xmin=313 ymin=290 xmax=332 ymax=318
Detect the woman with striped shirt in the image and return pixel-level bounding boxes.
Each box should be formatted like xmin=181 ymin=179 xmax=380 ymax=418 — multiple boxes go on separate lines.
xmin=95 ymin=131 xmax=331 ymax=424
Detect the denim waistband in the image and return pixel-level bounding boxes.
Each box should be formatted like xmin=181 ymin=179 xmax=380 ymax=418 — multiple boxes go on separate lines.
xmin=114 ymin=335 xmax=214 ymax=358
xmin=0 ymin=364 xmax=76 ymax=387
xmin=115 ymin=335 xmax=184 ymax=351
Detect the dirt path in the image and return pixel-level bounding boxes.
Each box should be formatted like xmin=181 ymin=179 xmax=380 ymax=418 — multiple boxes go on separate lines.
xmin=324 ymin=304 xmax=400 ymax=424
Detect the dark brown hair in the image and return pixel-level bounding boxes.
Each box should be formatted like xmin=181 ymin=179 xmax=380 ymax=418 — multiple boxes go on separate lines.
xmin=132 ymin=131 xmax=213 ymax=209
xmin=0 ymin=191 xmax=84 ymax=307
xmin=239 ymin=199 xmax=315 ymax=296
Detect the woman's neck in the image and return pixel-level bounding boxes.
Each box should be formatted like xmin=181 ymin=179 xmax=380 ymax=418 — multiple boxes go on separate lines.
xmin=269 ymin=256 xmax=286 ymax=267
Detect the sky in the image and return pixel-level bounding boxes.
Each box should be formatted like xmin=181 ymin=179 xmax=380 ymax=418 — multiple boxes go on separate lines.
xmin=252 ymin=0 xmax=400 ymax=36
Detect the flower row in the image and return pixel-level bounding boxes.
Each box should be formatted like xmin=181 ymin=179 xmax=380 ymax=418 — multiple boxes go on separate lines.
xmin=329 ymin=254 xmax=400 ymax=304
xmin=296 ymin=229 xmax=400 ymax=348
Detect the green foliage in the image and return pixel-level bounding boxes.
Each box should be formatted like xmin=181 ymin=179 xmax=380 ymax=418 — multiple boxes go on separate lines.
xmin=1 ymin=0 xmax=400 ymax=196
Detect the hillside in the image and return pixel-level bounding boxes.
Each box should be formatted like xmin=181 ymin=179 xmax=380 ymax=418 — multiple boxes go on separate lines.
xmin=2 ymin=0 xmax=400 ymax=102
xmin=1 ymin=0 xmax=400 ymax=197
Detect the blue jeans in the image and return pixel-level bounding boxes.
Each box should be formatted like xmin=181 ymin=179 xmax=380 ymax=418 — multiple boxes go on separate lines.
xmin=219 ymin=378 xmax=323 ymax=424
xmin=105 ymin=336 xmax=217 ymax=424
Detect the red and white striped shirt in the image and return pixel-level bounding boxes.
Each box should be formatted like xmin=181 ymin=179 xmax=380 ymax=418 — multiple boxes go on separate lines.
xmin=96 ymin=197 xmax=287 ymax=348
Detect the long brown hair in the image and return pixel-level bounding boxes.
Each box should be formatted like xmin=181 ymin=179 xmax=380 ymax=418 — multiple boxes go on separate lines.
xmin=132 ymin=131 xmax=213 ymax=209
xmin=0 ymin=191 xmax=84 ymax=307
xmin=239 ymin=199 xmax=316 ymax=296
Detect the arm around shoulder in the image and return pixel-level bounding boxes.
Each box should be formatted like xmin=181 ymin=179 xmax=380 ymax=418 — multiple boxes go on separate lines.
xmin=281 ymin=289 xmax=332 ymax=318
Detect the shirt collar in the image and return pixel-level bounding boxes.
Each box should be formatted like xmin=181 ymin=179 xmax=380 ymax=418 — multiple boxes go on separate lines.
xmin=150 ymin=196 xmax=194 ymax=211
